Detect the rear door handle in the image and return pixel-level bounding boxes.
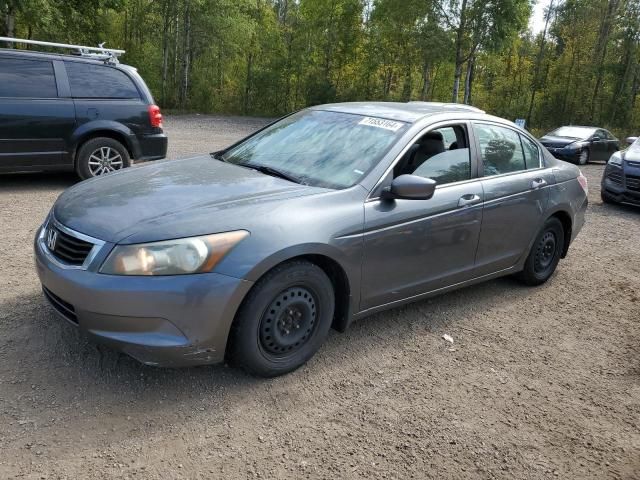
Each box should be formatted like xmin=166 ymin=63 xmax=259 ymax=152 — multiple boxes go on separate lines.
xmin=458 ymin=194 xmax=482 ymax=208
xmin=531 ymin=178 xmax=547 ymax=189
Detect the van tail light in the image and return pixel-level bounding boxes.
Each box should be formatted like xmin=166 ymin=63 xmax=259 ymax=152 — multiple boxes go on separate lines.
xmin=577 ymin=171 xmax=588 ymax=195
xmin=148 ymin=104 xmax=163 ymax=129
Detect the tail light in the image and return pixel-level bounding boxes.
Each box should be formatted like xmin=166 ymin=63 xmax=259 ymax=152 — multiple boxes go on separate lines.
xmin=577 ymin=171 xmax=588 ymax=194
xmin=148 ymin=104 xmax=163 ymax=129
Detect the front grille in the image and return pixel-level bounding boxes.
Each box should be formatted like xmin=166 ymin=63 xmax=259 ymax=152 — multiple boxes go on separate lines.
xmin=45 ymin=223 xmax=94 ymax=266
xmin=626 ymin=160 xmax=640 ymax=168
xmin=542 ymin=143 xmax=566 ymax=150
xmin=42 ymin=287 xmax=78 ymax=324
xmin=626 ymin=175 xmax=640 ymax=192
xmin=607 ymin=170 xmax=623 ymax=185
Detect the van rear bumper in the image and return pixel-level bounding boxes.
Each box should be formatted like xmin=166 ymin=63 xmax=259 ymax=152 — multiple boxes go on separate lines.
xmin=134 ymin=132 xmax=168 ymax=161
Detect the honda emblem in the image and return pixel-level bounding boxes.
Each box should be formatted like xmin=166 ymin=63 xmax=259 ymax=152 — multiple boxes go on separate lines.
xmin=46 ymin=228 xmax=58 ymax=251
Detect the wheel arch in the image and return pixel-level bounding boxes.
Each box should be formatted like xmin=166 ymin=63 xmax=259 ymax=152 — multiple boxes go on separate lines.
xmin=223 ymin=251 xmax=355 ymax=358
xmin=71 ymin=123 xmax=136 ymax=164
xmin=549 ymin=210 xmax=572 ymax=258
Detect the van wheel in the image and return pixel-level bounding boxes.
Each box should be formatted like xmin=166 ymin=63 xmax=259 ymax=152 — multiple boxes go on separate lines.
xmin=516 ymin=217 xmax=565 ymax=286
xmin=76 ymin=137 xmax=131 ymax=180
xmin=228 ymin=260 xmax=335 ymax=377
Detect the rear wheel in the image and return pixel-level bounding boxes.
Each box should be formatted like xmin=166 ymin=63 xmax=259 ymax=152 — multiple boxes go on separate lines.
xmin=76 ymin=137 xmax=131 ymax=180
xmin=577 ymin=149 xmax=590 ymax=165
xmin=228 ymin=260 xmax=335 ymax=377
xmin=516 ymin=217 xmax=565 ymax=286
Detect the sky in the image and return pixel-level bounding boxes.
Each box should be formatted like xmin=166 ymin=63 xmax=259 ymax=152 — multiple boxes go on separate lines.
xmin=529 ymin=0 xmax=551 ymax=34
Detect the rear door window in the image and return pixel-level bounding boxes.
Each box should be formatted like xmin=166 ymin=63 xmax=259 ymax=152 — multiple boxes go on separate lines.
xmin=473 ymin=123 xmax=526 ymax=176
xmin=66 ymin=62 xmax=140 ymax=99
xmin=0 ymin=58 xmax=58 ymax=98
xmin=520 ymin=135 xmax=541 ymax=169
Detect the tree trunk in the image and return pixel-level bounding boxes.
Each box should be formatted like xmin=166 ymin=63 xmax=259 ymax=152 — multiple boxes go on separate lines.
xmin=527 ymin=0 xmax=554 ymax=126
xmin=452 ymin=0 xmax=468 ymax=102
xmin=589 ymin=0 xmax=620 ymax=122
xmin=463 ymin=55 xmax=475 ymax=105
xmin=161 ymin=0 xmax=171 ymax=107
xmin=420 ymin=61 xmax=431 ymax=101
xmin=180 ymin=0 xmax=191 ymax=110
xmin=2 ymin=4 xmax=16 ymax=38
xmin=631 ymin=63 xmax=639 ymax=109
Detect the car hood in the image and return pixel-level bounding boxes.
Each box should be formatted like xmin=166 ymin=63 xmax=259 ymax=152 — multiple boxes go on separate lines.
xmin=53 ymin=156 xmax=327 ymax=244
xmin=623 ymin=146 xmax=640 ymax=163
xmin=539 ymin=135 xmax=582 ymax=148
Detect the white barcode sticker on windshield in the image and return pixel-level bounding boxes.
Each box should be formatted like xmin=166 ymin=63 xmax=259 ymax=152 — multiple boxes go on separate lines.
xmin=358 ymin=117 xmax=403 ymax=132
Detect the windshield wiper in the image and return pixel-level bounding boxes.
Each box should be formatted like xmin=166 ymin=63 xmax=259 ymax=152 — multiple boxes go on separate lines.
xmin=210 ymin=151 xmax=228 ymax=162
xmin=245 ymin=164 xmax=304 ymax=185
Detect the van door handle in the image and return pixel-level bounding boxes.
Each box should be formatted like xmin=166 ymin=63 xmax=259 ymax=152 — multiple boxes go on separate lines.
xmin=531 ymin=178 xmax=547 ymax=189
xmin=458 ymin=194 xmax=482 ymax=207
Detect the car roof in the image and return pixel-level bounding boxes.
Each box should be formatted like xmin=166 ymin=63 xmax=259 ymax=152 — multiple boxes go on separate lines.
xmin=311 ymin=101 xmax=487 ymax=123
xmin=0 ymin=47 xmax=132 ymax=68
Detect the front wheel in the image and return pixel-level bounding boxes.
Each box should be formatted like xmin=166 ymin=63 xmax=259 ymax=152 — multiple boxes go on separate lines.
xmin=227 ymin=260 xmax=335 ymax=377
xmin=577 ymin=149 xmax=590 ymax=165
xmin=516 ymin=217 xmax=565 ymax=286
xmin=76 ymin=137 xmax=131 ymax=180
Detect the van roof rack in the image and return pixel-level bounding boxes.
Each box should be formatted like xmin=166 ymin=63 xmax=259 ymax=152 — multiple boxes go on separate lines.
xmin=0 ymin=36 xmax=125 ymax=64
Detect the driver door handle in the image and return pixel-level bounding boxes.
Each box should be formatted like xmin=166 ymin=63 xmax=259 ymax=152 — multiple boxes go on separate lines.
xmin=458 ymin=194 xmax=482 ymax=208
xmin=531 ymin=178 xmax=547 ymax=189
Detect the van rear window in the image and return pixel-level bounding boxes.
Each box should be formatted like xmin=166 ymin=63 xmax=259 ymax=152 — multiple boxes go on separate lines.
xmin=66 ymin=62 xmax=140 ymax=99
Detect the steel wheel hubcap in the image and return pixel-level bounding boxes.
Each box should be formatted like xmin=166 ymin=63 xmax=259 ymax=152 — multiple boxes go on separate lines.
xmin=259 ymin=287 xmax=317 ymax=355
xmin=88 ymin=147 xmax=123 ymax=176
xmin=534 ymin=231 xmax=557 ymax=272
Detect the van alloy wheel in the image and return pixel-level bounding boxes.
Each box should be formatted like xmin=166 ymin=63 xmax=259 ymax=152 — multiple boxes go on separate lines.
xmin=88 ymin=147 xmax=124 ymax=176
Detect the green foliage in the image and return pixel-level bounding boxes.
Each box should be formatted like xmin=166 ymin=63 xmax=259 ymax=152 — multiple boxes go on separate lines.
xmin=2 ymin=0 xmax=639 ymax=134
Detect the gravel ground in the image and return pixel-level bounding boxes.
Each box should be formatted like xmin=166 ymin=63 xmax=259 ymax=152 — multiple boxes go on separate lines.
xmin=0 ymin=115 xmax=638 ymax=480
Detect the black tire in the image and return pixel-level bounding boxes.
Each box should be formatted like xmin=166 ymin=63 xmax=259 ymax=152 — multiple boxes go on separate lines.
xmin=76 ymin=137 xmax=131 ymax=180
xmin=516 ymin=217 xmax=565 ymax=286
xmin=228 ymin=260 xmax=335 ymax=377
xmin=577 ymin=148 xmax=590 ymax=165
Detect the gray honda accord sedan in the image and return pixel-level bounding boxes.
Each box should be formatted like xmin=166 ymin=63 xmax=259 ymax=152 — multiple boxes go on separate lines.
xmin=35 ymin=102 xmax=588 ymax=377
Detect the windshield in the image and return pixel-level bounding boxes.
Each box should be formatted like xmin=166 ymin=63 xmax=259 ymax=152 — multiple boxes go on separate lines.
xmin=549 ymin=126 xmax=596 ymax=139
xmin=221 ymin=110 xmax=408 ymax=189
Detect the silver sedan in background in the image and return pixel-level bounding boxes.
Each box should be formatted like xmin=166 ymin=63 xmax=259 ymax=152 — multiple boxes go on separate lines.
xmin=35 ymin=102 xmax=588 ymax=377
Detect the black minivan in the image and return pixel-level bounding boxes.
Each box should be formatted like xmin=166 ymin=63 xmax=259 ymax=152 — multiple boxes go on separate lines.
xmin=0 ymin=45 xmax=167 ymax=179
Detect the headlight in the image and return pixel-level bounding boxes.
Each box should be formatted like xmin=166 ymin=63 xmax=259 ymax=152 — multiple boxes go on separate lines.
xmin=608 ymin=152 xmax=623 ymax=166
xmin=564 ymin=143 xmax=582 ymax=152
xmin=100 ymin=231 xmax=249 ymax=275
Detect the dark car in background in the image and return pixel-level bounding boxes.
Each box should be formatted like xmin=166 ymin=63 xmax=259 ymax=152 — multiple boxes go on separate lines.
xmin=0 ymin=38 xmax=167 ymax=179
xmin=539 ymin=126 xmax=619 ymax=165
xmin=601 ymin=136 xmax=640 ymax=206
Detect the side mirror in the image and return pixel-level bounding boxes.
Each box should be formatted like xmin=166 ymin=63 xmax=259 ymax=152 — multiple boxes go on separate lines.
xmin=382 ymin=175 xmax=437 ymax=201
xmin=591 ymin=135 xmax=601 ymax=142
xmin=625 ymin=136 xmax=638 ymax=146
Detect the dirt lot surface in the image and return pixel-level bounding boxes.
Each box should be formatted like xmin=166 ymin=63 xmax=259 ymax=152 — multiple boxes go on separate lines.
xmin=1 ymin=115 xmax=638 ymax=480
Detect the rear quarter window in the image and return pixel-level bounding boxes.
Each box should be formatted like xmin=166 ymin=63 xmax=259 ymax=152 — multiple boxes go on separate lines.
xmin=66 ymin=62 xmax=140 ymax=99
xmin=0 ymin=58 xmax=58 ymax=98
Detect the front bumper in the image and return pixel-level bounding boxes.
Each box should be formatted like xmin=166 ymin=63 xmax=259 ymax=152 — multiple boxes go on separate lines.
xmin=543 ymin=147 xmax=581 ymax=163
xmin=34 ymin=225 xmax=253 ymax=367
xmin=601 ymin=164 xmax=640 ymax=206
